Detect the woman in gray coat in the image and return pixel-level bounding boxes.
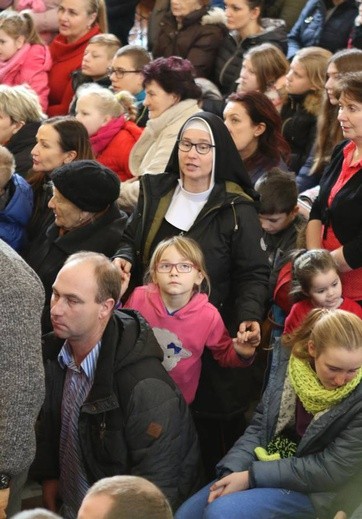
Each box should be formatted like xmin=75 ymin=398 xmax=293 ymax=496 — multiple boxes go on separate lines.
xmin=176 ymin=308 xmax=362 ymax=519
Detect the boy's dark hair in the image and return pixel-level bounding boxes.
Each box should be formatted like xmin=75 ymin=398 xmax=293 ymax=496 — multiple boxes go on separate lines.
xmin=255 ymin=168 xmax=298 ymax=214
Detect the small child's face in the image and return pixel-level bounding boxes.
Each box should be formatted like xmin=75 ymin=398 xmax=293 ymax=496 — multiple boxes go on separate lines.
xmin=153 ymin=245 xmax=204 ymax=300
xmin=0 ymin=30 xmax=23 ymax=61
xmin=259 ymin=210 xmax=297 ymax=235
xmin=81 ymin=43 xmax=112 ymax=79
xmin=75 ymin=96 xmax=109 ymax=136
xmin=308 ymin=268 xmax=342 ymax=310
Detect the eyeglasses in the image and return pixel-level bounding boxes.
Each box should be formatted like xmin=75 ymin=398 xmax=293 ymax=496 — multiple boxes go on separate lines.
xmin=156 ymin=262 xmax=195 ymax=273
xmin=178 ymin=139 xmax=215 ymax=155
xmin=107 ymin=67 xmax=141 ymax=79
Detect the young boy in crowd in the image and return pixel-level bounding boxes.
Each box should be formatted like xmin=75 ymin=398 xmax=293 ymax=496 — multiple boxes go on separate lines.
xmin=0 ymin=146 xmax=33 ymax=251
xmin=109 ymin=45 xmax=151 ymax=126
xmin=255 ymin=168 xmax=306 ymax=296
xmin=69 ymin=33 xmax=121 ymax=114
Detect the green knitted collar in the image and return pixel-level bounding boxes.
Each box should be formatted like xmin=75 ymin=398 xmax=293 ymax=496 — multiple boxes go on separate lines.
xmin=288 ymin=354 xmax=362 ymax=415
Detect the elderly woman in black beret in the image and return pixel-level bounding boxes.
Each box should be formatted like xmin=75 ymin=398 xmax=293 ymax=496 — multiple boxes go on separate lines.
xmin=23 ymin=159 xmax=128 ymax=333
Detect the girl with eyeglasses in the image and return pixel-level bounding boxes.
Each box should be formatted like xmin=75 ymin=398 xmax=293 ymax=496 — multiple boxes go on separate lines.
xmin=124 ymin=235 xmax=257 ymax=405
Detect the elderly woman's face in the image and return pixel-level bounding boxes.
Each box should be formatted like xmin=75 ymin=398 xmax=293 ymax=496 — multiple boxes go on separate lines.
xmin=31 ymin=125 xmax=75 ymax=173
xmin=337 ymin=93 xmax=362 ymax=144
xmin=48 ymin=187 xmax=86 ymax=230
xmin=143 ymin=80 xmax=179 ymax=119
xmin=178 ymin=128 xmax=213 ymax=192
xmin=171 ymin=0 xmax=202 ymax=19
xmin=57 ymin=0 xmax=97 ymax=43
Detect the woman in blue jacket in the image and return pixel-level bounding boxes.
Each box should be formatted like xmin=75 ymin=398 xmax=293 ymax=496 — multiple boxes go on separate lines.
xmin=176 ymin=308 xmax=362 ymax=519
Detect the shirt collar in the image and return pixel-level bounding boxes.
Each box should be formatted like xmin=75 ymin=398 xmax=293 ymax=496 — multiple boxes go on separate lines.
xmin=58 ymin=340 xmax=101 ymax=379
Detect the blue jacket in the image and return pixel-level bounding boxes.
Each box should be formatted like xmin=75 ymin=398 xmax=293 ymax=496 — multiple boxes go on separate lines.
xmin=287 ymin=0 xmax=357 ymax=59
xmin=0 ymin=173 xmax=33 ymax=251
xmin=216 ymin=341 xmax=362 ymax=519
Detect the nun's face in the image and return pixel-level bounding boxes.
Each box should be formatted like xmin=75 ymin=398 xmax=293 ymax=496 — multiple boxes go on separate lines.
xmin=178 ymin=128 xmax=214 ymax=192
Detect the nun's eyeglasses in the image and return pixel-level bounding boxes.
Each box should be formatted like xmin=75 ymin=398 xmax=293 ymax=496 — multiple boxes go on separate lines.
xmin=177 ymin=139 xmax=215 ymax=155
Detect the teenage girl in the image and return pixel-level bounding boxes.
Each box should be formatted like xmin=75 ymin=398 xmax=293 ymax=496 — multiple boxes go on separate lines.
xmin=284 ymin=249 xmax=362 ymax=334
xmin=281 ymin=46 xmax=332 ymax=178
xmin=0 ymin=10 xmax=51 ymax=111
xmin=237 ymin=43 xmax=289 ymax=112
xmin=124 ymin=236 xmax=257 ymax=404
xmin=75 ymin=83 xmax=142 ymax=182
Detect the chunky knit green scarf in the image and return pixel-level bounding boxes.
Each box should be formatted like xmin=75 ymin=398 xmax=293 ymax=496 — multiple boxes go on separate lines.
xmin=288 ymin=354 xmax=362 ymax=415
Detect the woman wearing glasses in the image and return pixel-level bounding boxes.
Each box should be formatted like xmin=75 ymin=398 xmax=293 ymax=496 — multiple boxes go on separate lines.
xmin=114 ymin=111 xmax=269 ymax=478
xmin=47 ymin=0 xmax=107 ymax=116
xmin=118 ymin=56 xmax=202 ymax=213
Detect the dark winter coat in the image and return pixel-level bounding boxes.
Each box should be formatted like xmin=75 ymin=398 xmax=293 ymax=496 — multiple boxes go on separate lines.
xmin=287 ymin=0 xmax=358 ymax=59
xmin=114 ymin=112 xmax=270 ymax=418
xmin=309 ymin=140 xmax=362 ymax=270
xmin=23 ymin=203 xmax=127 ymax=333
xmin=31 ymin=309 xmax=202 ymax=510
xmin=217 ymin=340 xmax=362 ymax=519
xmin=5 ymin=121 xmax=41 ymax=178
xmin=152 ymin=7 xmax=227 ymax=79
xmin=281 ymin=91 xmax=320 ymax=176
xmin=214 ymin=18 xmax=287 ymax=96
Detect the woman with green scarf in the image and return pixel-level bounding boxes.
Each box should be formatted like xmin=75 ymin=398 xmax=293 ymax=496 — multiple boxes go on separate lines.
xmin=175 ymin=308 xmax=362 ymax=519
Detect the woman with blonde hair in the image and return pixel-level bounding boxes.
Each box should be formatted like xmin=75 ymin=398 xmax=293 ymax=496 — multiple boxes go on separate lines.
xmin=176 ymin=308 xmax=362 ymax=519
xmin=0 ymin=84 xmax=46 ymax=177
xmin=237 ymin=43 xmax=289 ymax=112
xmin=281 ymin=46 xmax=332 ymax=178
xmin=47 ymin=0 xmax=107 ymax=116
xmin=76 ymin=83 xmax=143 ymax=181
xmin=0 ymin=10 xmax=51 ymax=111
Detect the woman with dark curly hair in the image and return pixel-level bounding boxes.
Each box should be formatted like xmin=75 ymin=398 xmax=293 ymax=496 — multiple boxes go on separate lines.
xmin=224 ymin=91 xmax=290 ymax=185
xmin=117 ymin=56 xmax=202 ymax=212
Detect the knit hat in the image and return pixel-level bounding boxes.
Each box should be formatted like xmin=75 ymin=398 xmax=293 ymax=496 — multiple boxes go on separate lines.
xmin=50 ymin=160 xmax=120 ymax=212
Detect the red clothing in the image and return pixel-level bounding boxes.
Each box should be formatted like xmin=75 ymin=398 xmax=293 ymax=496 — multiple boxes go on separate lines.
xmin=0 ymin=43 xmax=51 ymax=111
xmin=284 ymin=297 xmax=362 ymax=334
xmin=48 ymin=25 xmax=100 ymax=116
xmin=125 ymin=284 xmax=252 ymax=404
xmin=91 ymin=117 xmax=143 ymax=181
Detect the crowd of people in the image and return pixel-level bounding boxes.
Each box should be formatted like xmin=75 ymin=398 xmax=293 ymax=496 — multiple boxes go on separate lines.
xmin=1 ymin=0 xmax=362 ymax=518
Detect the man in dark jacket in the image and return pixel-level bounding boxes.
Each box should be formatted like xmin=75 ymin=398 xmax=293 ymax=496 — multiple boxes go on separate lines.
xmin=31 ymin=252 xmax=201 ymax=519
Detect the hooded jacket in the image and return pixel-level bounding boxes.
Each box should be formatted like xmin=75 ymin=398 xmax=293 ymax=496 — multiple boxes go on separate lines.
xmin=125 ymin=286 xmax=252 ymax=404
xmin=214 ymin=18 xmax=288 ymax=96
xmin=31 ymin=309 xmax=202 ymax=510
xmin=152 ymin=7 xmax=228 ymax=79
xmin=217 ymin=340 xmax=362 ymax=519
xmin=115 ymin=112 xmax=270 ymax=417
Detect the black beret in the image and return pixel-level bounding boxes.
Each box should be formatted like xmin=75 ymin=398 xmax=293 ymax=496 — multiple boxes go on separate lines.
xmin=50 ymin=160 xmax=120 ymax=212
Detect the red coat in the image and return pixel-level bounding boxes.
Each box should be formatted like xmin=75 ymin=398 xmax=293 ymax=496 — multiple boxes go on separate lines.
xmin=91 ymin=118 xmax=143 ymax=181
xmin=48 ymin=25 xmax=100 ymax=116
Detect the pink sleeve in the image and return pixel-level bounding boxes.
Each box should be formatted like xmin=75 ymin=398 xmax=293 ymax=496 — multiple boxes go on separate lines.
xmin=283 ymin=304 xmax=303 ymax=334
xmin=20 ymin=45 xmax=51 ymax=112
xmin=206 ymin=310 xmax=253 ymax=368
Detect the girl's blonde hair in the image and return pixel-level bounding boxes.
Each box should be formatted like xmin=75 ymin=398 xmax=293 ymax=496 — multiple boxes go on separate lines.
xmin=148 ymin=236 xmax=211 ymax=295
xmin=290 ymin=249 xmax=339 ymax=302
xmin=77 ymin=83 xmax=137 ymax=121
xmin=0 ymin=10 xmax=43 ymax=45
xmin=294 ymin=46 xmax=332 ymax=92
xmin=244 ymin=43 xmax=289 ymax=93
xmin=282 ymin=308 xmax=362 ymax=360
